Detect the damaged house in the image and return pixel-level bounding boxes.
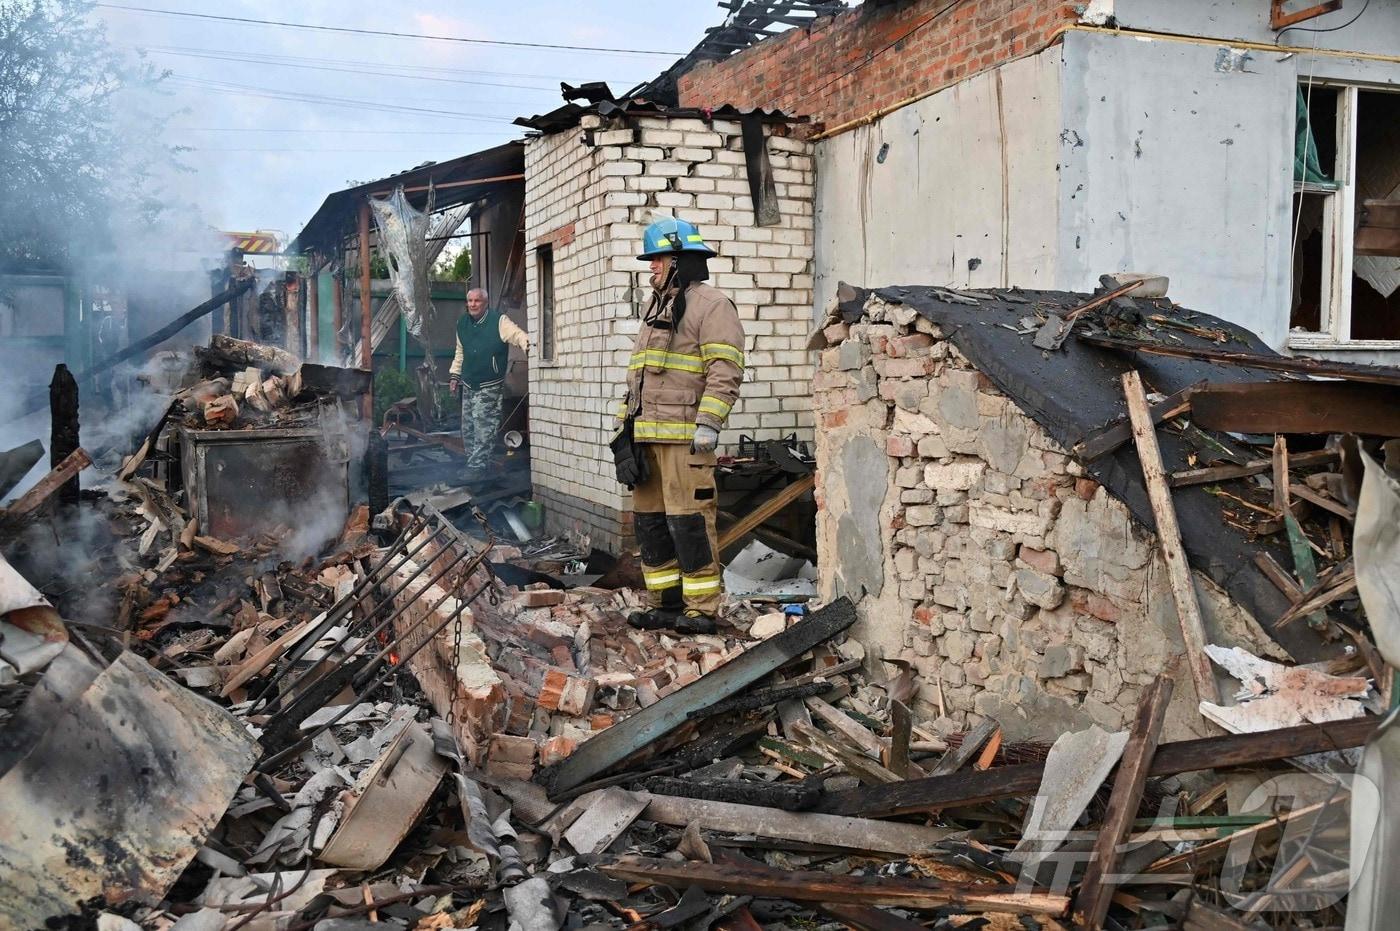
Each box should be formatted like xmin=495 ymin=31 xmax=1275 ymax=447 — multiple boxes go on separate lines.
xmin=6 ymin=1 xmax=1400 ymax=928
xmin=678 ymin=0 xmax=1400 ymax=360
xmin=515 ymin=98 xmax=819 ymax=550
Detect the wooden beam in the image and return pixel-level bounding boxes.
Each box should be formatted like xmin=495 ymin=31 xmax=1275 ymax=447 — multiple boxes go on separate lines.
xmin=1253 ymin=552 xmax=1304 ymax=602
xmin=718 ymin=474 xmax=814 ymax=553
xmin=3 ymin=448 xmax=92 ymax=518
xmin=1290 ymin=483 xmax=1355 ymax=521
xmin=598 ymin=856 xmax=1069 ymax=916
xmin=805 ymin=695 xmax=885 ymax=758
xmin=1189 ymin=381 xmax=1400 ymax=437
xmin=1272 ymin=0 xmax=1343 ymax=30
xmin=1145 ymin=796 xmax=1344 ymax=876
xmin=1073 ymin=382 xmax=1200 ymax=462
xmin=1073 ymin=676 xmax=1174 ymax=930
xmin=1273 ymin=435 xmax=1292 ymax=517
xmin=928 ymin=719 xmax=999 ymax=776
xmin=792 ymin=722 xmax=902 ymax=785
xmin=1170 ymin=448 xmax=1338 ymax=487
xmin=817 ymin=715 xmax=1378 ymax=819
xmin=639 ymin=793 xmax=955 ymax=855
xmin=1081 ymin=332 xmax=1400 ymax=388
xmin=1122 ymin=371 xmax=1219 ymax=705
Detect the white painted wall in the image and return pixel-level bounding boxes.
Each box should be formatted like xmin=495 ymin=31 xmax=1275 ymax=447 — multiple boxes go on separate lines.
xmin=813 ymin=26 xmax=1400 ymax=357
xmin=813 ymin=49 xmax=1063 ymax=315
xmin=1056 ymin=30 xmax=1400 ymax=356
xmin=1055 ymin=30 xmax=1298 ymax=346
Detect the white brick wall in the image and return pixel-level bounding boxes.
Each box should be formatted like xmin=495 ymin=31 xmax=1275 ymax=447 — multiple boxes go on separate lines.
xmin=524 ymin=114 xmax=816 ymax=541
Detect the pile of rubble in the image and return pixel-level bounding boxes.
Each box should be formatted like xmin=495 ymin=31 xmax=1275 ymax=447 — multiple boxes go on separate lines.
xmin=2 ymin=323 xmax=1398 ymax=931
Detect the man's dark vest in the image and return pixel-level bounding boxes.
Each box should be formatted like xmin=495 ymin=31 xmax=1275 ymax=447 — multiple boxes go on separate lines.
xmin=456 ymin=309 xmax=509 ymax=389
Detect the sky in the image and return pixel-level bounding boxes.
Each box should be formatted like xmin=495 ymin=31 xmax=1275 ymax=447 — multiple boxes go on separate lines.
xmin=93 ymin=1 xmax=726 ymax=242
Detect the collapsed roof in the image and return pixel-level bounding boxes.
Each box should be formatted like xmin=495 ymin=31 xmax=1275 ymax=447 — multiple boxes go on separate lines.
xmin=836 ymin=283 xmax=1400 ymax=662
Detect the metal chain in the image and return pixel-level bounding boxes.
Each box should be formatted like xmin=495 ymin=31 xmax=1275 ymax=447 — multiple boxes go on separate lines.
xmin=446 ymin=581 xmax=465 ymax=727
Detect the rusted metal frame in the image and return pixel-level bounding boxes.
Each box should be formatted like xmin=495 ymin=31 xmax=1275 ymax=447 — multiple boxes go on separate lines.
xmin=1271 ymin=0 xmax=1343 ymax=31
xmin=246 ymin=506 xmax=430 ymax=707
xmin=264 ymin=536 xmax=486 ymax=717
xmin=256 ymin=574 xmax=493 ymax=773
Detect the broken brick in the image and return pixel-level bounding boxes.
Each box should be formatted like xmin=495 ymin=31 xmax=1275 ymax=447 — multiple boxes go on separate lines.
xmin=538 ymin=668 xmax=597 ymax=716
xmin=516 ymin=589 xmax=565 ymax=608
xmin=539 ymin=735 xmax=576 ymax=766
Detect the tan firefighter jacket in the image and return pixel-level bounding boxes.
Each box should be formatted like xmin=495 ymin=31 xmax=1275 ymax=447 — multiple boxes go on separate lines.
xmin=616 ymin=281 xmax=745 ymax=443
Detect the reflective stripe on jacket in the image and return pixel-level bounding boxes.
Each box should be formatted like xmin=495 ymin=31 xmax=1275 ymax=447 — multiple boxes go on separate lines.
xmin=617 ymin=281 xmax=744 ymax=443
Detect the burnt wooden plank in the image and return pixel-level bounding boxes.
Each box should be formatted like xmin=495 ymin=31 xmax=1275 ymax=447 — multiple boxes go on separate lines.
xmin=599 ymin=855 xmax=1069 ymax=915
xmin=819 ymin=716 xmax=1378 ymax=818
xmin=1080 ymin=333 xmax=1400 ymax=388
xmin=1189 ymin=382 xmax=1400 ymax=437
xmin=48 ymin=365 xmax=80 ymax=505
xmin=1073 ymin=676 xmax=1174 ymax=929
xmin=1170 ymin=448 xmax=1338 ymax=487
xmin=541 ymin=597 xmax=857 ymax=797
xmin=1072 ymin=381 xmax=1201 ymax=462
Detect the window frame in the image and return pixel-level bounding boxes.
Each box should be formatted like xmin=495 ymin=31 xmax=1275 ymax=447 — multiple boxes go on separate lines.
xmin=536 ymin=243 xmax=555 ymax=363
xmin=1288 ymin=83 xmax=1400 ymax=351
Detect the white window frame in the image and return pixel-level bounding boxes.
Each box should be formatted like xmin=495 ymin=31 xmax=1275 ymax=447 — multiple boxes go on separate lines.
xmin=1288 ymin=83 xmax=1400 ymax=351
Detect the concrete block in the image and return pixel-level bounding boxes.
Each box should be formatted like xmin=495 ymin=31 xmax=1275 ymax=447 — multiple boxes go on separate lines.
xmin=924 ymin=461 xmax=985 ymax=491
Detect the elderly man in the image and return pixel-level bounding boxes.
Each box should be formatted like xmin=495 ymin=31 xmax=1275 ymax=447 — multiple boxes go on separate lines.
xmin=449 ymin=288 xmax=529 ymax=480
xmin=612 ymin=217 xmax=744 ymax=635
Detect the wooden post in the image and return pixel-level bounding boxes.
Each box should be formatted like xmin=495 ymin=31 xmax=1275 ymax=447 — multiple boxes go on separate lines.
xmin=1073 ymin=675 xmax=1174 ymax=929
xmin=333 ymin=273 xmax=344 ymax=362
xmin=359 ymin=201 xmax=374 ymax=418
xmin=1121 ymin=370 xmax=1220 ymax=705
xmin=307 ymin=259 xmax=320 ymax=363
xmin=48 ymin=364 xmax=80 ymax=505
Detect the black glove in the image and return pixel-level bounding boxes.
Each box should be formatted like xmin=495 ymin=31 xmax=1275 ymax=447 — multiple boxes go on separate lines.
xmin=610 ymin=421 xmax=648 ymax=489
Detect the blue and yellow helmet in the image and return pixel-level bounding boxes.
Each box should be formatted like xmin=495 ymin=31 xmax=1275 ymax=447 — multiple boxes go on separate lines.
xmin=637 ymin=216 xmax=717 ymax=260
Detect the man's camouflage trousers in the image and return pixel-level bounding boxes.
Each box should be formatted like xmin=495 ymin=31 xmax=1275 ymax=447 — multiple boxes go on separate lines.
xmin=460 ymin=382 xmax=502 ymax=477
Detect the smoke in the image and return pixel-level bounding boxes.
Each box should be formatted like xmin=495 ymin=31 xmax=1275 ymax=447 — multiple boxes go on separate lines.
xmin=0 ymin=4 xmax=229 ymax=500
xmin=273 ymin=399 xmax=371 ymax=563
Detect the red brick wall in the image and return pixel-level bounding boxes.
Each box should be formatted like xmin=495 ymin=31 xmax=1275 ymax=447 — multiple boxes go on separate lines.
xmin=678 ymin=0 xmax=1076 ymax=132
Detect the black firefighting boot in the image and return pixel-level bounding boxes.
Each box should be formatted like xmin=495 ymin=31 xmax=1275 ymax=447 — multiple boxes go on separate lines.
xmin=627 ymin=588 xmax=684 ymax=630
xmin=672 ymin=609 xmax=717 ymax=635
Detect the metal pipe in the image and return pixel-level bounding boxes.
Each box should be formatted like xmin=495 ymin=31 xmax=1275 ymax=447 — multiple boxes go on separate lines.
xmin=358 ymin=199 xmax=373 ymax=420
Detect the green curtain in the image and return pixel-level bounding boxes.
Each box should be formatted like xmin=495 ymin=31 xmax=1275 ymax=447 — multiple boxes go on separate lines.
xmin=1295 ymin=87 xmax=1335 ymax=187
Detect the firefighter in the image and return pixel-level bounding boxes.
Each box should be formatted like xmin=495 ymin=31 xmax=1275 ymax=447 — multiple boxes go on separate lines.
xmin=449 ymin=287 xmax=529 ymax=481
xmin=614 ymin=217 xmax=744 ymax=635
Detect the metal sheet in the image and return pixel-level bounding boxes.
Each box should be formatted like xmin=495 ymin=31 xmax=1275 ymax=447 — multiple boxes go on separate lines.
xmin=179 ymin=427 xmax=350 ymax=541
xmin=0 ymin=651 xmax=261 ymax=928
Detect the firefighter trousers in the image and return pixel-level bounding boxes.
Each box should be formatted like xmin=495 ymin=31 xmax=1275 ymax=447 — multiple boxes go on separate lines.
xmin=632 ymin=443 xmax=722 ymax=615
